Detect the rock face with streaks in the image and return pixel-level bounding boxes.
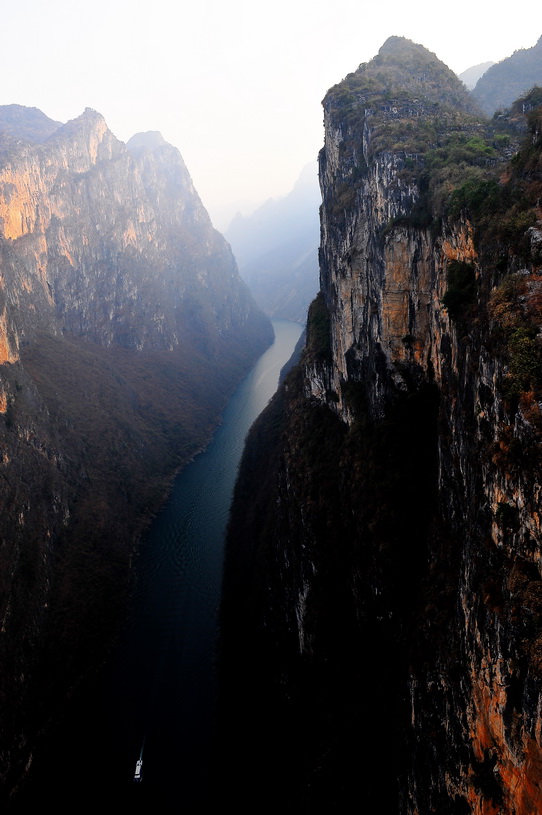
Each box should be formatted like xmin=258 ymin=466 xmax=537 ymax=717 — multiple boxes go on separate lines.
xmin=0 ymin=106 xmax=266 ymax=352
xmin=0 ymin=104 xmax=272 ymax=805
xmin=218 ymin=38 xmax=542 ymax=813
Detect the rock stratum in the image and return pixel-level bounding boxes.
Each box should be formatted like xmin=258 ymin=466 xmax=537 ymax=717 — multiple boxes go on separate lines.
xmin=0 ymin=104 xmax=272 ymax=805
xmin=219 ymin=37 xmax=542 ymax=813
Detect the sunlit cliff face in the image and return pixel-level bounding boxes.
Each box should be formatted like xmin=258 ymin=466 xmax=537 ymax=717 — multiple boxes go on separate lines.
xmin=0 ymin=108 xmax=262 ymax=356
xmin=0 ymin=110 xmax=122 ymax=240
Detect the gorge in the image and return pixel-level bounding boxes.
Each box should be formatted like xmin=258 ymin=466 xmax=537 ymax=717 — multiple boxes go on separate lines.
xmin=3 ymin=31 xmax=542 ymax=815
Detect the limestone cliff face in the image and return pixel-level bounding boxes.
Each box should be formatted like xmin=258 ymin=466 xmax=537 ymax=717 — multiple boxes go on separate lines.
xmin=316 ymin=43 xmax=542 ymax=815
xmin=219 ymin=38 xmax=542 ymax=813
xmin=0 ymin=107 xmax=261 ymax=351
xmin=315 ymin=36 xmax=481 ymax=418
xmin=0 ymin=105 xmax=272 ymax=805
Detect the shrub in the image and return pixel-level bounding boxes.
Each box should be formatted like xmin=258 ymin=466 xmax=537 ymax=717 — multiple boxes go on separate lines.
xmin=489 ymin=274 xmax=542 ymax=400
xmin=442 ymin=261 xmax=477 ymax=320
xmin=505 ymin=326 xmax=542 ymax=395
xmin=448 ymin=178 xmax=501 ymax=218
xmin=306 ymin=292 xmax=332 ymax=363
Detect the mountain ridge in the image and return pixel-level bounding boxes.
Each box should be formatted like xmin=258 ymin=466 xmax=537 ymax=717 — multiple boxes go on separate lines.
xmin=472 ymin=34 xmax=542 ymax=115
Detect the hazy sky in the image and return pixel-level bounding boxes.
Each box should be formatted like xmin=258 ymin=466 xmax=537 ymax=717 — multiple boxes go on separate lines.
xmin=2 ymin=1 xmax=540 ymax=227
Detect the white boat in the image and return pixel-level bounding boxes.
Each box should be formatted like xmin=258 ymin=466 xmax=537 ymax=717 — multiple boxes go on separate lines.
xmin=134 ymin=758 xmax=143 ymax=782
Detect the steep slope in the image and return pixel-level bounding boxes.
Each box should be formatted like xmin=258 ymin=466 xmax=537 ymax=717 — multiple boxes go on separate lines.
xmin=218 ymin=37 xmax=542 ymax=813
xmin=225 ymin=162 xmax=320 ymax=322
xmin=472 ymin=35 xmax=542 ymax=115
xmin=0 ymin=106 xmax=272 ymax=805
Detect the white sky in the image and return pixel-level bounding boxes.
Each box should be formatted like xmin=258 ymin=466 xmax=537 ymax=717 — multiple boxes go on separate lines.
xmin=2 ymin=0 xmax=540 ymax=226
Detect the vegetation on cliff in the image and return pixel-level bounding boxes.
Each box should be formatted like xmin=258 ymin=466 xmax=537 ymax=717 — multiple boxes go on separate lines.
xmin=326 ymin=36 xmax=481 ymax=116
xmin=322 ymin=38 xmax=541 ymax=238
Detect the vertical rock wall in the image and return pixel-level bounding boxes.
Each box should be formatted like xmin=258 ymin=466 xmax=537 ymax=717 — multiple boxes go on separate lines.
xmin=220 ymin=38 xmax=542 ymax=813
xmin=316 ymin=47 xmax=542 ymax=814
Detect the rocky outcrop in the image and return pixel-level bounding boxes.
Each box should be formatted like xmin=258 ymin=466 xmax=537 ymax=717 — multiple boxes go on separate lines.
xmin=219 ymin=38 xmax=542 ymax=813
xmin=0 ymin=105 xmax=272 ymax=805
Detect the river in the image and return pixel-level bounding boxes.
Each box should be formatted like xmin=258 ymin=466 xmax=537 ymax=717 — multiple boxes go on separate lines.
xmin=76 ymin=318 xmax=303 ymax=812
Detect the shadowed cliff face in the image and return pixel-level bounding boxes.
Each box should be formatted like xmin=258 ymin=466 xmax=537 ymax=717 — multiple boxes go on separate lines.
xmin=219 ymin=38 xmax=542 ymax=813
xmin=0 ymin=106 xmax=273 ymax=805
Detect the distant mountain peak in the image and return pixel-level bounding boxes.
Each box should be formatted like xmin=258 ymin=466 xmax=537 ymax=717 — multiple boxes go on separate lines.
xmin=0 ymin=104 xmax=62 ymax=143
xmin=126 ymin=131 xmax=168 ymax=155
xmin=472 ymin=34 xmax=542 ymax=115
xmin=66 ymin=107 xmax=107 ymax=130
xmin=459 ymin=61 xmax=495 ymax=90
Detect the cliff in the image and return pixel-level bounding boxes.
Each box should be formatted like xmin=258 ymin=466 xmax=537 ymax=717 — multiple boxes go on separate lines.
xmin=219 ymin=38 xmax=542 ymax=813
xmin=0 ymin=106 xmax=272 ymax=805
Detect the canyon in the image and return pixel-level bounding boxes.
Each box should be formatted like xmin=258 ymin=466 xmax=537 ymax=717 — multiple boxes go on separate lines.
xmin=3 ymin=32 xmax=542 ymax=813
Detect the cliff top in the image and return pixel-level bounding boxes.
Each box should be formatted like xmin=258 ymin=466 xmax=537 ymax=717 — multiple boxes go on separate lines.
xmin=50 ymin=107 xmax=109 ymax=140
xmin=324 ymin=36 xmax=483 ymax=118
